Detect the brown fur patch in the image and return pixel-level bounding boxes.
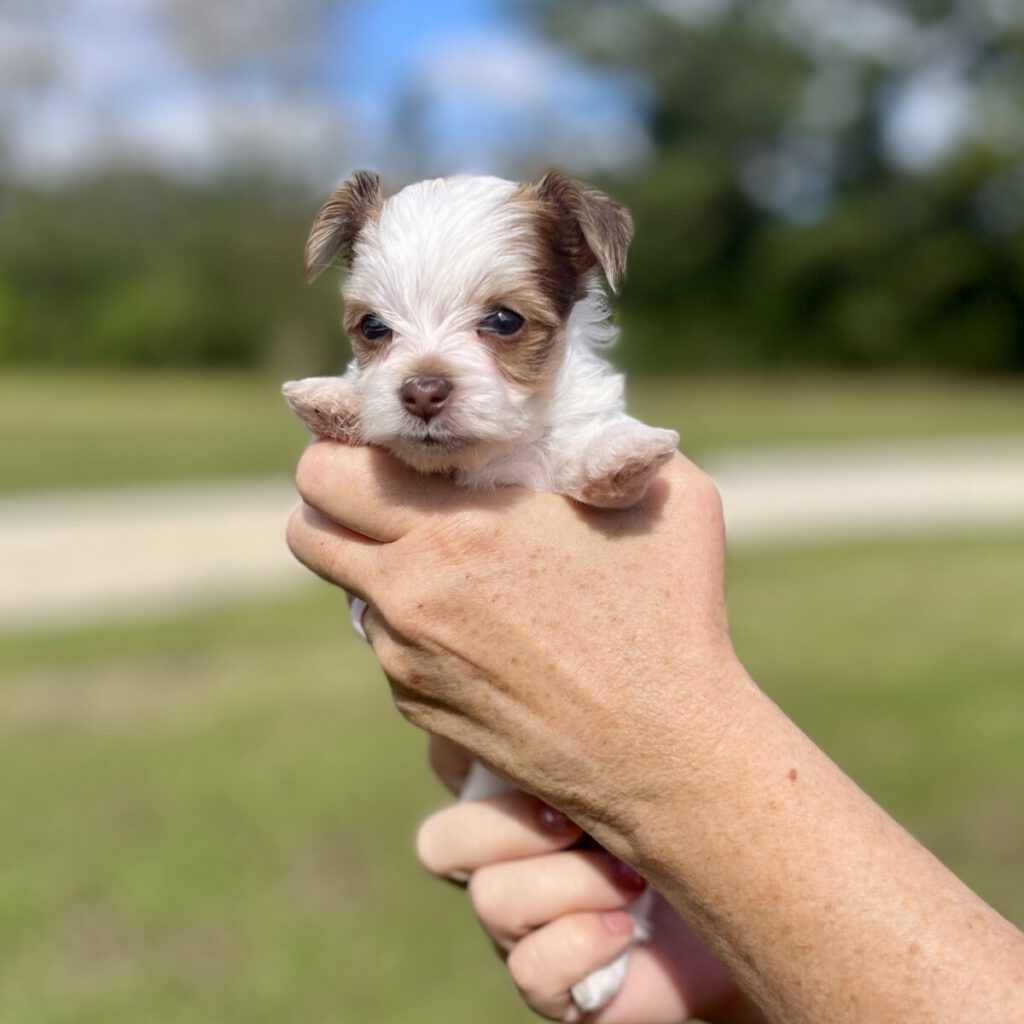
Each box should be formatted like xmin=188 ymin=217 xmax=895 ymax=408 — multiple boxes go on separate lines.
xmin=520 ymin=171 xmax=634 ymax=295
xmin=282 ymin=378 xmax=361 ymax=442
xmin=516 ymin=195 xmax=591 ymax=318
xmin=304 ymin=171 xmax=383 ymax=283
xmin=484 ymin=314 xmax=564 ymax=388
xmin=577 ymin=446 xmax=674 ymax=509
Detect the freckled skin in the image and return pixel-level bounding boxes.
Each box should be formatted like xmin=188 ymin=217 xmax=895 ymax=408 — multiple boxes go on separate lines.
xmin=288 ymin=446 xmax=1024 ymax=1024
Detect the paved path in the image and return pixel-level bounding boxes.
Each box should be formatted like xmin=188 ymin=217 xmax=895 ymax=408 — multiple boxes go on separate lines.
xmin=2 ymin=438 xmax=1022 ymax=633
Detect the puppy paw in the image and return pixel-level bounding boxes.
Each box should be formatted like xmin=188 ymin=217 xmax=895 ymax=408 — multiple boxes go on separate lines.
xmin=571 ymin=950 xmax=630 ymax=1013
xmin=569 ymin=423 xmax=678 ymax=509
xmin=282 ymin=377 xmax=361 ymax=443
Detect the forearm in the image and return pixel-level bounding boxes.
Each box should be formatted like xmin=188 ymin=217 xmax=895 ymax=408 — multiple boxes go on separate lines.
xmin=594 ymin=663 xmax=1024 ymax=1024
xmin=287 ymin=448 xmax=1024 ymax=1022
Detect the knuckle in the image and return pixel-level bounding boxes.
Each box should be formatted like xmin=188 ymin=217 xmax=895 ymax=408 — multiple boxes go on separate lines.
xmin=690 ymin=469 xmax=724 ymax=519
xmin=374 ymin=643 xmax=409 ymax=682
xmin=467 ymin=866 xmax=511 ymax=932
xmin=293 ymin=444 xmax=325 ymax=502
xmin=704 ymin=478 xmax=724 ymax=516
xmin=414 ymin=813 xmax=447 ymax=875
xmin=506 ymin=939 xmax=547 ymax=1000
xmin=395 ymin=699 xmax=433 ymax=732
xmin=284 ymin=505 xmax=306 ymax=558
xmin=372 ymin=576 xmax=429 ymax=636
xmin=389 ymin=684 xmax=444 ymax=734
xmin=379 ymin=593 xmax=426 ymax=643
xmin=699 ymin=471 xmax=722 ymax=506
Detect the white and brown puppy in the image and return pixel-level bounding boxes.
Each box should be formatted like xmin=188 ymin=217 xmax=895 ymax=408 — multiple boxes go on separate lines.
xmin=284 ymin=171 xmax=676 ymax=1013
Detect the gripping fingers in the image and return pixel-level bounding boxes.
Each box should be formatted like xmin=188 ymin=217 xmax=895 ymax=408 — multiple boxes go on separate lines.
xmin=285 ymin=503 xmax=381 ymax=599
xmin=416 ymin=793 xmax=582 ymax=882
xmin=469 ymin=850 xmax=648 ymax=950
xmin=506 ymin=911 xmax=635 ymax=1023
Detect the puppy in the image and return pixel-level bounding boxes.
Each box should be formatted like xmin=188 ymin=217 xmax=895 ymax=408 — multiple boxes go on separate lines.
xmin=284 ymin=171 xmax=677 ymax=1012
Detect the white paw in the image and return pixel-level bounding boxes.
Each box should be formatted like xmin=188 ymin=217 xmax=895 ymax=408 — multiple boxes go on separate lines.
xmin=570 ymin=887 xmax=654 ymax=1013
xmin=571 ymin=950 xmax=630 ymax=1013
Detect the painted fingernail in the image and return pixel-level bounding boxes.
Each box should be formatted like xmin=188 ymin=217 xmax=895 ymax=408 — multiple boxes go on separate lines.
xmin=537 ymin=802 xmax=577 ymax=836
xmin=610 ymin=857 xmax=648 ymax=893
xmin=601 ymin=910 xmax=635 ymax=937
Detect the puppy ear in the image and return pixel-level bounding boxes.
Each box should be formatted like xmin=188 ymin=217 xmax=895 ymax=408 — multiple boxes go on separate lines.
xmin=534 ymin=171 xmax=634 ymax=292
xmin=304 ymin=171 xmax=383 ymax=283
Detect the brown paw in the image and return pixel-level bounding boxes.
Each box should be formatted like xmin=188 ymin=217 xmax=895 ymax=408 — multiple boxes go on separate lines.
xmin=282 ymin=378 xmax=361 ymax=443
xmin=572 ymin=425 xmax=678 ymax=509
xmin=579 ymin=446 xmax=674 ymax=508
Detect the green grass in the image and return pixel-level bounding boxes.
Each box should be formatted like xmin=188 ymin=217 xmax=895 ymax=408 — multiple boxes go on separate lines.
xmin=633 ymin=372 xmax=1024 ymax=454
xmin=0 ymin=370 xmax=310 ymax=495
xmin=1 ymin=535 xmax=1022 ymax=1023
xmin=3 ymin=368 xmax=1022 ymax=494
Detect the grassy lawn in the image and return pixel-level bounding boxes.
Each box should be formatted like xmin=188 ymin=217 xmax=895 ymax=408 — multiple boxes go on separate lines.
xmin=3 ymin=368 xmax=1023 ymax=493
xmin=1 ymin=534 xmax=1022 ymax=1023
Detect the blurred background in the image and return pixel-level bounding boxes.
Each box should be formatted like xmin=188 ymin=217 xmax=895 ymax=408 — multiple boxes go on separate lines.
xmin=1 ymin=1 xmax=1022 ymax=1021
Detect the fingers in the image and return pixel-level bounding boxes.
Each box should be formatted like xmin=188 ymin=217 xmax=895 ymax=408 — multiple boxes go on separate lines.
xmin=506 ymin=910 xmax=636 ymax=1023
xmin=427 ymin=735 xmax=472 ymax=794
xmin=294 ymin=441 xmax=498 ymax=543
xmin=586 ymin=944 xmax=699 ymax=1024
xmin=469 ymin=849 xmax=649 ymax=950
xmin=416 ymin=793 xmax=583 ymax=881
xmin=285 ymin=502 xmax=382 ymax=599
xmin=507 ymin=904 xmax=729 ymax=1024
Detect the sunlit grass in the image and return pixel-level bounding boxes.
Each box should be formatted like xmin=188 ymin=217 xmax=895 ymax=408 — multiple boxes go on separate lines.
xmin=0 ymin=370 xmax=310 ymax=494
xmin=1 ymin=534 xmax=1021 ymax=1023
xmin=3 ymin=368 xmax=1022 ymax=493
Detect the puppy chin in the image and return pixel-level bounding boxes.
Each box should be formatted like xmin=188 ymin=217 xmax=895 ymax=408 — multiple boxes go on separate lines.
xmin=384 ymin=433 xmax=510 ymax=474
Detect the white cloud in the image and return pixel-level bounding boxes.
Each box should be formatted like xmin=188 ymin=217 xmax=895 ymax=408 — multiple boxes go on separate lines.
xmin=881 ymin=66 xmax=973 ymax=172
xmin=0 ymin=0 xmax=353 ymax=183
xmin=772 ymin=0 xmax=923 ymax=66
xmin=409 ymin=30 xmax=651 ymax=176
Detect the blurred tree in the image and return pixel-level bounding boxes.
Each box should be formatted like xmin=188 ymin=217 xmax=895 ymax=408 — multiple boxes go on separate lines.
xmin=0 ymin=172 xmax=343 ymax=372
xmin=0 ymin=0 xmax=356 ymax=372
xmin=528 ymin=0 xmax=1024 ymax=371
xmin=1 ymin=0 xmax=1022 ymax=373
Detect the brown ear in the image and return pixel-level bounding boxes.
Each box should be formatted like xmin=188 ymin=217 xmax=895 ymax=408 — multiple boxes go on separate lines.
xmin=534 ymin=171 xmax=634 ymax=292
xmin=304 ymin=171 xmax=383 ymax=283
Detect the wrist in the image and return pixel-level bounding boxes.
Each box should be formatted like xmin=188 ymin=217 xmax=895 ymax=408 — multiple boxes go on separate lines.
xmin=568 ymin=652 xmax=761 ymax=864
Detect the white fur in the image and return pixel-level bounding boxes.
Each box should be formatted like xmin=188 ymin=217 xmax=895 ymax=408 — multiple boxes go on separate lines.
xmin=285 ymin=174 xmax=679 ymax=1013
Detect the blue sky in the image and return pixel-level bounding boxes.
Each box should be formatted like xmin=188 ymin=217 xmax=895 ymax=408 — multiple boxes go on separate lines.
xmin=0 ymin=0 xmax=650 ymax=186
xmin=1 ymin=0 xmax=1016 ymax=201
xmin=335 ymin=0 xmax=510 ymax=120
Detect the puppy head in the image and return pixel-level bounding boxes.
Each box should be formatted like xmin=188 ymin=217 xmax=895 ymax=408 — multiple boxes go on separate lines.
xmin=305 ymin=170 xmax=632 ymax=473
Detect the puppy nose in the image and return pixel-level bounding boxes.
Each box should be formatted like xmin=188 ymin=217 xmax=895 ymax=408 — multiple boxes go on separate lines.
xmin=400 ymin=375 xmax=453 ymax=421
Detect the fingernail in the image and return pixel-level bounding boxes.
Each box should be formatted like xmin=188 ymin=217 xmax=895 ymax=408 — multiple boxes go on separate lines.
xmin=609 ymin=857 xmax=648 ymax=893
xmin=601 ymin=910 xmax=635 ymax=937
xmin=537 ymin=802 xmax=577 ymax=836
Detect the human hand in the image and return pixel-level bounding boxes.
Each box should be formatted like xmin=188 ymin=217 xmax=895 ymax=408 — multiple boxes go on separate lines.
xmin=286 ymin=443 xmax=749 ymax=861
xmin=288 ymin=443 xmax=1024 ymax=1024
xmin=419 ymin=737 xmax=765 ymax=1024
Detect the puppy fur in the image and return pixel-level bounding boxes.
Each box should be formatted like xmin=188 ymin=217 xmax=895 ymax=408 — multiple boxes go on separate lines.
xmin=284 ymin=171 xmax=672 ymax=1012
xmin=284 ymin=171 xmax=678 ymax=509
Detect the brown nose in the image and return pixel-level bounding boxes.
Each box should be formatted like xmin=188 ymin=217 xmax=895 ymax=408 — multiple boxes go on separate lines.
xmin=400 ymin=375 xmax=453 ymax=421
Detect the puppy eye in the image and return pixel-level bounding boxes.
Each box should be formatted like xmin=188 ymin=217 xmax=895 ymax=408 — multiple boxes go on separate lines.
xmin=479 ymin=308 xmax=525 ymax=337
xmin=359 ymin=314 xmax=392 ymax=342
